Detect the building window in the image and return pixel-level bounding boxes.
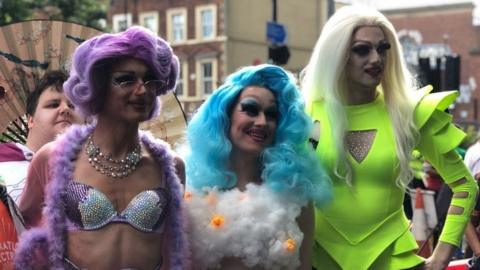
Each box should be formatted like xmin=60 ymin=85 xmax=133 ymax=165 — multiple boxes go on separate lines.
xmin=112 ymin=13 xmax=132 ymax=33
xmin=175 ymin=62 xmax=188 ymax=97
xmin=176 ymin=64 xmax=184 ymax=96
xmin=196 ymin=58 xmax=217 ymax=96
xmin=167 ymin=8 xmax=187 ymax=43
xmin=196 ymin=5 xmax=216 ymax=40
xmin=139 ymin=12 xmax=159 ymax=34
xmin=172 ymin=14 xmax=185 ymax=41
xmin=200 ymin=9 xmax=213 ymax=38
xmin=201 ymin=62 xmax=213 ymax=94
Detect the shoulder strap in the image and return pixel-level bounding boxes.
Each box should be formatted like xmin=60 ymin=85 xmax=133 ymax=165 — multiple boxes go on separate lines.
xmin=6 ymin=195 xmax=25 ymax=236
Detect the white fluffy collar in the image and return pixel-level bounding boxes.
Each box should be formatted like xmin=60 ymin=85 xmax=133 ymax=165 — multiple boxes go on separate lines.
xmin=186 ymin=183 xmax=305 ymax=269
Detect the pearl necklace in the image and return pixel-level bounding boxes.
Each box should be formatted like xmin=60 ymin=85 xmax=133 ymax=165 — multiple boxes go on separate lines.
xmin=85 ymin=134 xmax=142 ymax=179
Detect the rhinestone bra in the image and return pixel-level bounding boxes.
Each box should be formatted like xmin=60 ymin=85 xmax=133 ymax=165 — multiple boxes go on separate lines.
xmin=65 ymin=181 xmax=169 ymax=233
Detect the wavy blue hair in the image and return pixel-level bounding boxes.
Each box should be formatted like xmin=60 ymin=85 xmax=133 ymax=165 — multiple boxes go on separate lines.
xmin=186 ymin=64 xmax=331 ymax=205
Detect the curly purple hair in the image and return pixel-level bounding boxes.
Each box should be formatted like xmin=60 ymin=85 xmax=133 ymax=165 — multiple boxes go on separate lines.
xmin=64 ymin=26 xmax=179 ymax=118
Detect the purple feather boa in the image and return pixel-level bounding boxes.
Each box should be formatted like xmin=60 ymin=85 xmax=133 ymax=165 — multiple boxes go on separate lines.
xmin=14 ymin=124 xmax=190 ymax=269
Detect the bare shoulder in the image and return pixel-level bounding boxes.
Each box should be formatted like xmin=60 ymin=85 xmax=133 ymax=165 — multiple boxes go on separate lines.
xmin=32 ymin=141 xmax=55 ymax=163
xmin=300 ymin=202 xmax=314 ymax=219
xmin=142 ymin=146 xmax=186 ymax=186
xmin=297 ymin=202 xmax=314 ymax=228
xmin=173 ymin=155 xmax=185 ymax=170
xmin=173 ymin=154 xmax=186 ymax=185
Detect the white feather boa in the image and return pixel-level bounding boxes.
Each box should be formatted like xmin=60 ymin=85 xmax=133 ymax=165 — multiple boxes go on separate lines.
xmin=186 ymin=183 xmax=306 ymax=269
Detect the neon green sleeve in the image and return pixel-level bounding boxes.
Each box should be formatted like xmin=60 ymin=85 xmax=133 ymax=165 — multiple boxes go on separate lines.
xmin=415 ymin=88 xmax=479 ymax=246
xmin=425 ymin=149 xmax=477 ymax=246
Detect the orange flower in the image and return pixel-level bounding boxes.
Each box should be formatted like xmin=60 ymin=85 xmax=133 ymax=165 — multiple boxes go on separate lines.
xmin=284 ymin=238 xmax=296 ymax=252
xmin=210 ymin=214 xmax=225 ymax=228
xmin=184 ymin=192 xmax=192 ymax=200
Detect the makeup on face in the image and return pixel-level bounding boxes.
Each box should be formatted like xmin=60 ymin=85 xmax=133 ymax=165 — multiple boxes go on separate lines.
xmin=239 ymin=98 xmax=278 ymax=121
xmin=229 ymin=86 xmax=277 ymax=156
xmin=351 ymin=41 xmax=391 ymax=57
xmin=102 ymin=58 xmax=158 ymax=123
xmin=344 ymin=26 xmax=388 ymax=103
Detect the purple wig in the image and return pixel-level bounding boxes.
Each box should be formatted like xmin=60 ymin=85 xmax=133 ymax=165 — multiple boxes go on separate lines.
xmin=64 ymin=26 xmax=179 ymax=119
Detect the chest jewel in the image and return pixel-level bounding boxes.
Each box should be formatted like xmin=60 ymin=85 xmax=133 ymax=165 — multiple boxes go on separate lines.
xmin=346 ymin=129 xmax=377 ymax=163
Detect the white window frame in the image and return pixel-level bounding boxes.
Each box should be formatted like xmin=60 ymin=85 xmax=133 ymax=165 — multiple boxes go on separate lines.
xmin=195 ymin=4 xmax=217 ymax=40
xmin=166 ymin=8 xmax=188 ymax=44
xmin=196 ymin=58 xmax=217 ymax=97
xmin=112 ymin=13 xmax=132 ymax=33
xmin=139 ymin=11 xmax=159 ymax=34
xmin=175 ymin=61 xmax=188 ymax=98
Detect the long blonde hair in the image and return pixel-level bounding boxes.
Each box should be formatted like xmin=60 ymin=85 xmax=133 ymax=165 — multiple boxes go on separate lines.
xmin=301 ymin=5 xmax=419 ymax=187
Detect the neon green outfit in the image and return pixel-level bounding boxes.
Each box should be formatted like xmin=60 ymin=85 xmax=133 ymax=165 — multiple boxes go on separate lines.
xmin=309 ymin=88 xmax=478 ymax=270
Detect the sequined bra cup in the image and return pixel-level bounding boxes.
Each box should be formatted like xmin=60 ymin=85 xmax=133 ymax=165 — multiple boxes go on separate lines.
xmin=65 ymin=181 xmax=169 ymax=233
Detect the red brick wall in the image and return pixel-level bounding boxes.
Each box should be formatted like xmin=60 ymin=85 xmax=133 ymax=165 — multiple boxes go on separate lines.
xmin=109 ymin=0 xmax=224 ymax=37
xmin=385 ymin=5 xmax=480 ymax=123
xmin=109 ymin=0 xmax=226 ymax=116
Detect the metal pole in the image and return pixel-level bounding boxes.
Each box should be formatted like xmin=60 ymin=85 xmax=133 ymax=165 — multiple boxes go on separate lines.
xmin=474 ymin=98 xmax=478 ymax=122
xmin=272 ymin=0 xmax=277 ymax=22
xmin=328 ymin=0 xmax=335 ymax=17
xmin=134 ymin=0 xmax=138 ymax=24
xmin=124 ymin=0 xmax=128 ymax=25
xmin=268 ymin=0 xmax=277 ymax=64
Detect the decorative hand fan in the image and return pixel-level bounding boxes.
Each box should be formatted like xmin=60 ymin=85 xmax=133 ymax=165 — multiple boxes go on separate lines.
xmin=0 ymin=20 xmax=102 ymax=143
xmin=140 ymin=93 xmax=187 ymax=148
xmin=0 ymin=20 xmax=187 ymax=147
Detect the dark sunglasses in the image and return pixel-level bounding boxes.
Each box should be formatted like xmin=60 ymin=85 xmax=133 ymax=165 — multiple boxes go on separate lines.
xmin=351 ymin=42 xmax=391 ymax=57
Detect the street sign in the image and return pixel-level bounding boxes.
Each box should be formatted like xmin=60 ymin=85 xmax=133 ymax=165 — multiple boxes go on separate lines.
xmin=267 ymin=21 xmax=287 ymax=45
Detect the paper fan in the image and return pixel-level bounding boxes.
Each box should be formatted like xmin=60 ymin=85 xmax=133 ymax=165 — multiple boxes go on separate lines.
xmin=0 ymin=20 xmax=187 ymax=147
xmin=140 ymin=92 xmax=187 ymax=148
xmin=0 ymin=20 xmax=102 ymax=143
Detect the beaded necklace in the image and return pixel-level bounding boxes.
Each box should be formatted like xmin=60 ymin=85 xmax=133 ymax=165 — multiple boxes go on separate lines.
xmin=85 ymin=134 xmax=142 ymax=178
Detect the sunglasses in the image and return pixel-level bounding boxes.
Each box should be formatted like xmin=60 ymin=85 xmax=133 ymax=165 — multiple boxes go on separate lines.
xmin=351 ymin=42 xmax=391 ymax=57
xmin=111 ymin=74 xmax=168 ymax=92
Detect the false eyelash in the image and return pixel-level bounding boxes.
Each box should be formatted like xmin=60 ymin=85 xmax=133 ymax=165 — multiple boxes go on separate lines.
xmin=240 ymin=99 xmax=260 ymax=117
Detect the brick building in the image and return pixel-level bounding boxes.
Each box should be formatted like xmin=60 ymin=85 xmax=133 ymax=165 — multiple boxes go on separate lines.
xmin=108 ymin=0 xmax=333 ymax=118
xmin=378 ymin=1 xmax=480 ymax=125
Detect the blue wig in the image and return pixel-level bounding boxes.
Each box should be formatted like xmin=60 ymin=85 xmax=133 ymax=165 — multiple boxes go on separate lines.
xmin=186 ymin=64 xmax=331 ymax=205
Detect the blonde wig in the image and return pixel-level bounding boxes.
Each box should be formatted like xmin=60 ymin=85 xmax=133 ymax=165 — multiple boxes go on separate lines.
xmin=301 ymin=5 xmax=419 ymax=187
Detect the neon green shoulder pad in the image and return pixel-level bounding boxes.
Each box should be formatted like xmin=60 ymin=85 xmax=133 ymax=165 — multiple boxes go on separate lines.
xmin=414 ymin=85 xmax=459 ymax=129
xmin=414 ymin=86 xmax=465 ymax=155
